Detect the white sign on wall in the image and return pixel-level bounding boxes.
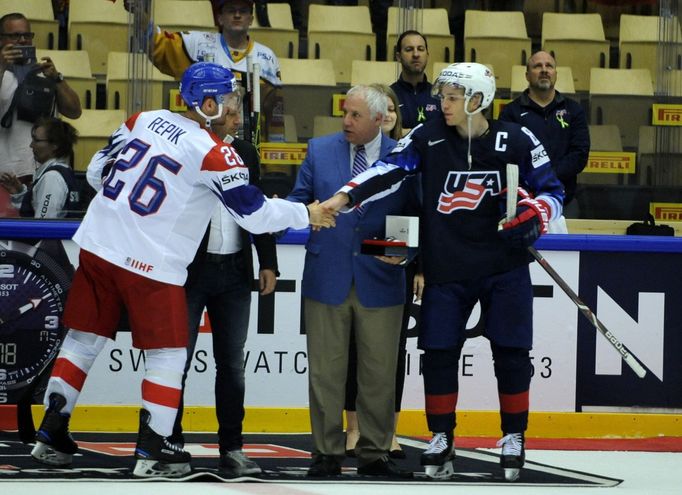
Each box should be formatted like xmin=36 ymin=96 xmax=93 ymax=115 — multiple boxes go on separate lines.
xmin=77 ymin=244 xmax=582 ymax=412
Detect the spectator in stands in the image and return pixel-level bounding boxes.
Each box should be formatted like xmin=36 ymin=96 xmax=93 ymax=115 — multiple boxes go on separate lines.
xmin=124 ymin=0 xmax=282 ymax=141
xmin=170 ymin=90 xmax=276 ymax=478
xmin=390 ymin=31 xmax=442 ymax=135
xmin=0 ymin=116 xmax=79 ymax=218
xmin=372 ymin=83 xmax=403 ymax=140
xmin=287 ymin=84 xmax=418 ymax=479
xmin=0 ymin=12 xmax=81 ymax=185
xmin=499 ymin=50 xmax=590 ymax=232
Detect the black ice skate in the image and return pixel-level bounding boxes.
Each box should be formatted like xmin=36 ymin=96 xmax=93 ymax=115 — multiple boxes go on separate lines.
xmin=133 ymin=409 xmax=192 ymax=478
xmin=420 ymin=431 xmax=456 ymax=479
xmin=497 ymin=432 xmax=525 ymax=481
xmin=31 ymin=393 xmax=78 ymax=467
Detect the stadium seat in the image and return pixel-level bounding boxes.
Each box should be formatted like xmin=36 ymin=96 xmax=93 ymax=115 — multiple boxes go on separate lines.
xmin=542 ymin=13 xmax=610 ymax=92
xmin=589 ymin=68 xmax=654 ymax=150
xmin=106 ymin=52 xmax=175 ymax=113
xmin=68 ymin=0 xmax=130 ymax=75
xmin=278 ymin=58 xmax=338 ymax=139
xmin=62 ymin=109 xmax=127 ymax=172
xmin=464 ymin=10 xmax=531 ymax=91
xmin=386 ymin=7 xmax=454 ymax=80
xmin=510 ymin=65 xmax=576 ymax=98
xmin=307 ymin=4 xmax=374 ymax=84
xmin=637 ymin=126 xmax=682 ymax=186
xmin=251 ymin=2 xmax=299 ymax=59
xmin=313 ymin=115 xmax=343 ymax=137
xmin=36 ymin=49 xmax=97 ymax=109
xmin=577 ymin=125 xmax=624 ymax=186
xmin=153 ymin=0 xmax=216 ymax=32
xmin=350 ymin=60 xmax=400 ymax=86
xmin=589 ymin=124 xmax=623 ymax=151
xmin=283 ymin=114 xmax=298 ymax=143
xmin=619 ymin=14 xmax=682 ymax=87
xmin=0 ymin=0 xmax=58 ymax=49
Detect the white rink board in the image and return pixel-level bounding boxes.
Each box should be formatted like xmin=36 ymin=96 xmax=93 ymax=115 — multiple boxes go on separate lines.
xmin=76 ymin=243 xmax=581 ymax=411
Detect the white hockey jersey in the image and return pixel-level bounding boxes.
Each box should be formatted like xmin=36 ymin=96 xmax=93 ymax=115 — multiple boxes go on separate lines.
xmin=181 ymin=31 xmax=281 ymax=87
xmin=76 ymin=110 xmax=307 ymax=285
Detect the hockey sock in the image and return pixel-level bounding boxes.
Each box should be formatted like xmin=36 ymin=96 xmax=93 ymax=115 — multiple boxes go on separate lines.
xmin=46 ymin=329 xmax=109 ymax=414
xmin=142 ymin=347 xmax=186 ymax=437
xmin=491 ymin=344 xmax=531 ymax=433
xmin=423 ymin=347 xmax=462 ymax=433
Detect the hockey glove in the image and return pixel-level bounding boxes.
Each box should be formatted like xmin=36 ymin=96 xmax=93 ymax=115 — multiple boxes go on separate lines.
xmin=498 ymin=196 xmax=550 ymax=249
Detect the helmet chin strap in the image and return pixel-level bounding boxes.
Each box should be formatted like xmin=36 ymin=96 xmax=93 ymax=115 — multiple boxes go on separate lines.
xmin=466 ymin=114 xmax=473 ymax=170
xmin=463 ymin=94 xmax=484 ymax=170
xmin=195 ymin=103 xmax=224 ymax=129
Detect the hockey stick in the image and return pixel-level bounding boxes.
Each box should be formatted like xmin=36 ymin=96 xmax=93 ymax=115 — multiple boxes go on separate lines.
xmin=505 ymin=164 xmax=647 ymax=379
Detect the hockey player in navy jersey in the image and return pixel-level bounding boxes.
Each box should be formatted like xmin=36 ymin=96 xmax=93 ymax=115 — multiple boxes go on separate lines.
xmin=322 ymin=62 xmax=564 ymax=482
xmin=30 ymin=62 xmax=335 ymax=478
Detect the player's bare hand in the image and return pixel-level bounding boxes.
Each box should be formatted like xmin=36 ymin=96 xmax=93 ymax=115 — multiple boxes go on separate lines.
xmin=307 ymin=200 xmax=336 ymax=229
xmin=320 ymin=192 xmax=349 ymax=213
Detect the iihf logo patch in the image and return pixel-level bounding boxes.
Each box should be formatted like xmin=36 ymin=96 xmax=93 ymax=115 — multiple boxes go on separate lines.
xmin=437 ymin=171 xmax=502 ymax=214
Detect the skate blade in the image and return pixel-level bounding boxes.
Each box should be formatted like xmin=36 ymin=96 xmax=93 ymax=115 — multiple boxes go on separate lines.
xmin=424 ymin=461 xmax=456 ymax=480
xmin=31 ymin=441 xmax=73 ymax=467
xmin=504 ymin=467 xmax=521 ymax=482
xmin=133 ymin=459 xmax=191 ymax=478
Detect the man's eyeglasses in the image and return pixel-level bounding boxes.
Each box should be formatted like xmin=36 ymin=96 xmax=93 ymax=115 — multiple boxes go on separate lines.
xmin=0 ymin=32 xmax=35 ymax=41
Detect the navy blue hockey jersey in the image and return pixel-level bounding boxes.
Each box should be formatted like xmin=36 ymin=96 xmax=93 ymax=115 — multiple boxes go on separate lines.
xmin=341 ymin=119 xmax=565 ymax=284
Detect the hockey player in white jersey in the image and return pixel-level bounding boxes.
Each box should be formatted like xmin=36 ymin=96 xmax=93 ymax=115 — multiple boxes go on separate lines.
xmin=31 ymin=62 xmax=335 ymax=478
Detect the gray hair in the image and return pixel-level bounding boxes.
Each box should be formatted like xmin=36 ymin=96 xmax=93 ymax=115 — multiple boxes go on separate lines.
xmin=346 ymin=84 xmax=388 ymax=120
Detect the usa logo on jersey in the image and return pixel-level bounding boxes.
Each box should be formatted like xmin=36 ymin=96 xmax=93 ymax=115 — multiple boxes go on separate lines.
xmin=437 ymin=171 xmax=502 ymax=214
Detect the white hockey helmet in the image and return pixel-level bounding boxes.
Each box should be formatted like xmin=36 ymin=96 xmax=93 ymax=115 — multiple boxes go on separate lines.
xmin=431 ymin=62 xmax=496 ymax=115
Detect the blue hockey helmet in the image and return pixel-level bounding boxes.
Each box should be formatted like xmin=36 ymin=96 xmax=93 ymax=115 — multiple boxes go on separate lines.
xmin=179 ymin=62 xmax=238 ymax=109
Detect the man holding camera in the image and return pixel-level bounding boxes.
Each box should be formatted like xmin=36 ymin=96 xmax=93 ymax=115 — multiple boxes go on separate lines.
xmin=0 ymin=13 xmax=81 ymax=185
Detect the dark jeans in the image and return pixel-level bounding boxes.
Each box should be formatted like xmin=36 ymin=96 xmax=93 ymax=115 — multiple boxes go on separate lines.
xmin=172 ymin=251 xmax=251 ymax=453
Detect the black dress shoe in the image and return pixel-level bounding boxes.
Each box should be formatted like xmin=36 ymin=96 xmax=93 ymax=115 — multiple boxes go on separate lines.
xmin=357 ymin=457 xmax=413 ymax=478
xmin=389 ymin=448 xmax=406 ymax=459
xmin=307 ymin=454 xmax=342 ymax=477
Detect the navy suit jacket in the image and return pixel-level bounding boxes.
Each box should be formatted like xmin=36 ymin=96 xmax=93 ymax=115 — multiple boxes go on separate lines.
xmin=287 ymin=132 xmax=420 ymax=307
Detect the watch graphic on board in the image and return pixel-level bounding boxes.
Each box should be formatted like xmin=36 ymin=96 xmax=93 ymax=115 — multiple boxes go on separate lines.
xmin=0 ymin=240 xmax=72 ymax=404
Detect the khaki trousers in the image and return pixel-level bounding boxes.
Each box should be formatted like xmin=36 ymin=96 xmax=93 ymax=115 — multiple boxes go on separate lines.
xmin=305 ymin=287 xmax=403 ymax=465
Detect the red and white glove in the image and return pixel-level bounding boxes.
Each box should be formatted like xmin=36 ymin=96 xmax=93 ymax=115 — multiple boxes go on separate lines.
xmin=498 ymin=189 xmax=550 ymax=249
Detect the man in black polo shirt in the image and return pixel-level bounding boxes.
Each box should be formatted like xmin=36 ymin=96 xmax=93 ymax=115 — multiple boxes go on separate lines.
xmin=390 ymin=31 xmax=442 ymax=136
xmin=499 ymin=50 xmax=590 ymax=232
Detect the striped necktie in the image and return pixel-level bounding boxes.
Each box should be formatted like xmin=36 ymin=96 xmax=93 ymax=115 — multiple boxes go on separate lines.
xmin=351 ymin=144 xmax=368 ymax=178
xmin=351 ymin=145 xmax=368 ymax=214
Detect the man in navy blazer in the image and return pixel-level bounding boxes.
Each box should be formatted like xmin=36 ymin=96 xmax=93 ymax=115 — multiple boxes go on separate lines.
xmin=287 ymin=85 xmax=418 ymax=478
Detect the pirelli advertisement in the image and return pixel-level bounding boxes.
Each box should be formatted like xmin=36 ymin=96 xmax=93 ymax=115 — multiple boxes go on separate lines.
xmin=1 ymin=232 xmax=680 ymax=413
